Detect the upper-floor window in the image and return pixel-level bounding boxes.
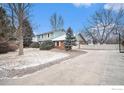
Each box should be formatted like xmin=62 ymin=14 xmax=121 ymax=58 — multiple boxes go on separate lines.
xmin=48 ymin=34 xmax=49 ymax=37
xmin=37 ymin=35 xmax=40 ymax=39
xmin=42 ymin=35 xmax=43 ymax=38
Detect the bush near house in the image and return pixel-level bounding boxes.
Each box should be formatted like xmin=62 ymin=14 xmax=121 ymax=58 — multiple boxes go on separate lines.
xmin=30 ymin=42 xmax=40 ymax=48
xmin=23 ymin=39 xmax=32 ymax=47
xmin=39 ymin=40 xmax=54 ymax=50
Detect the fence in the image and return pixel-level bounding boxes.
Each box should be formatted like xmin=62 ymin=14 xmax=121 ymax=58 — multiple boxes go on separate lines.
xmin=78 ymin=44 xmax=119 ymax=50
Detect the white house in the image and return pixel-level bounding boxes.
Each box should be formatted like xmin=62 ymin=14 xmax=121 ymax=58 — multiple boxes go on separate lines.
xmin=32 ymin=29 xmax=87 ymax=49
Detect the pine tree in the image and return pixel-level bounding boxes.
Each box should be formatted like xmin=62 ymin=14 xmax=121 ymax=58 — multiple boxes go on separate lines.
xmin=0 ymin=6 xmax=10 ymax=39
xmin=64 ymin=27 xmax=76 ymax=51
xmin=22 ymin=19 xmax=34 ymax=47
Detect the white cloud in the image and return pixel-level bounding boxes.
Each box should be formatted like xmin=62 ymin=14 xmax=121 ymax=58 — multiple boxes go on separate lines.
xmin=104 ymin=3 xmax=124 ymax=12
xmin=73 ymin=3 xmax=92 ymax=8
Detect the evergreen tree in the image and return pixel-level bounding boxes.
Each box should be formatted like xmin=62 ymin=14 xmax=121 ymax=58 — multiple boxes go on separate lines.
xmin=22 ymin=19 xmax=34 ymax=47
xmin=0 ymin=6 xmax=10 ymax=39
xmin=64 ymin=27 xmax=76 ymax=51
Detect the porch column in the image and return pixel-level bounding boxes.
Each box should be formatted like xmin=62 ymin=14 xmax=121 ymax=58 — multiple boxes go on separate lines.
xmin=59 ymin=41 xmax=61 ymax=46
xmin=55 ymin=42 xmax=57 ymax=46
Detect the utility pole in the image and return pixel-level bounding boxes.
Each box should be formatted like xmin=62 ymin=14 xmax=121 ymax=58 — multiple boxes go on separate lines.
xmin=119 ymin=33 xmax=121 ymax=53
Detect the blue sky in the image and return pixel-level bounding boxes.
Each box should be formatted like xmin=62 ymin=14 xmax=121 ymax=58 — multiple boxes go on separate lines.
xmin=30 ymin=3 xmax=118 ymax=35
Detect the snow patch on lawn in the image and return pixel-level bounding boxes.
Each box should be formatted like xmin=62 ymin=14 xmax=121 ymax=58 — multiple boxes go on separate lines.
xmin=0 ymin=48 xmax=69 ymax=77
xmin=14 ymin=52 xmax=68 ymax=69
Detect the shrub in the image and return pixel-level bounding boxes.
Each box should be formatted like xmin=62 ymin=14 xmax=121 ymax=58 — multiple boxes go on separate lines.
xmin=8 ymin=43 xmax=18 ymax=51
xmin=0 ymin=42 xmax=9 ymax=53
xmin=39 ymin=40 xmax=54 ymax=50
xmin=30 ymin=42 xmax=40 ymax=48
xmin=122 ymin=41 xmax=124 ymax=46
xmin=23 ymin=39 xmax=32 ymax=47
xmin=0 ymin=36 xmax=18 ymax=54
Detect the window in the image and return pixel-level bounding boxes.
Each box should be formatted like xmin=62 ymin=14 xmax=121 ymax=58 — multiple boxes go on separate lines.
xmin=48 ymin=34 xmax=49 ymax=37
xmin=37 ymin=35 xmax=40 ymax=39
xmin=42 ymin=35 xmax=43 ymax=38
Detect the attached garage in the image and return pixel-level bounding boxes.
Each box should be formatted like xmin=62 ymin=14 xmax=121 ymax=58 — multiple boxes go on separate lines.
xmin=52 ymin=35 xmax=66 ymax=49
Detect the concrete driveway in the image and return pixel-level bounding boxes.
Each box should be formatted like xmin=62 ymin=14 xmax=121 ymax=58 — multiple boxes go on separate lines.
xmin=0 ymin=49 xmax=124 ymax=85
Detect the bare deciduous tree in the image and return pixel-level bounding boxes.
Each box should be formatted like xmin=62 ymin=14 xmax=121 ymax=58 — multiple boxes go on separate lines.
xmin=84 ymin=8 xmax=124 ymax=44
xmin=50 ymin=13 xmax=64 ymax=31
xmin=8 ymin=3 xmax=31 ymax=55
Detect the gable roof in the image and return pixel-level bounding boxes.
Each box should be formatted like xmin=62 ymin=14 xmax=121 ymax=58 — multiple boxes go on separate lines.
xmin=52 ymin=33 xmax=87 ymax=43
xmin=36 ymin=29 xmax=65 ymax=36
xmin=36 ymin=31 xmax=53 ymax=36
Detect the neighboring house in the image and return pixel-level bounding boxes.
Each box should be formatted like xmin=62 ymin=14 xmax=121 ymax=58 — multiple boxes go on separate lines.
xmin=32 ymin=30 xmax=87 ymax=49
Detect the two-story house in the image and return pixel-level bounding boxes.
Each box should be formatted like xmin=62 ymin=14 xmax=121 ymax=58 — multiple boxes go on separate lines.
xmin=32 ymin=29 xmax=67 ymax=49
xmin=32 ymin=29 xmax=87 ymax=49
xmin=32 ymin=29 xmax=65 ymax=42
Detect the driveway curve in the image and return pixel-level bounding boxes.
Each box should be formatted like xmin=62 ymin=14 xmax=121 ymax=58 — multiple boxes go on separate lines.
xmin=0 ymin=49 xmax=124 ymax=85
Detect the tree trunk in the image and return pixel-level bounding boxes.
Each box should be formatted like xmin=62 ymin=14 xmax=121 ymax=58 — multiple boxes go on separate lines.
xmin=18 ymin=26 xmax=23 ymax=55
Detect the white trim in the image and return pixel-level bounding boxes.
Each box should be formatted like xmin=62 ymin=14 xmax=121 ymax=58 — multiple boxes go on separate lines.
xmin=59 ymin=41 xmax=61 ymax=46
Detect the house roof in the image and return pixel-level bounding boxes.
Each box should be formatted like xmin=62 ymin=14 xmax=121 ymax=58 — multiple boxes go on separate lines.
xmin=52 ymin=35 xmax=66 ymax=41
xmin=52 ymin=33 xmax=87 ymax=43
xmin=36 ymin=31 xmax=53 ymax=36
xmin=35 ymin=29 xmax=65 ymax=36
